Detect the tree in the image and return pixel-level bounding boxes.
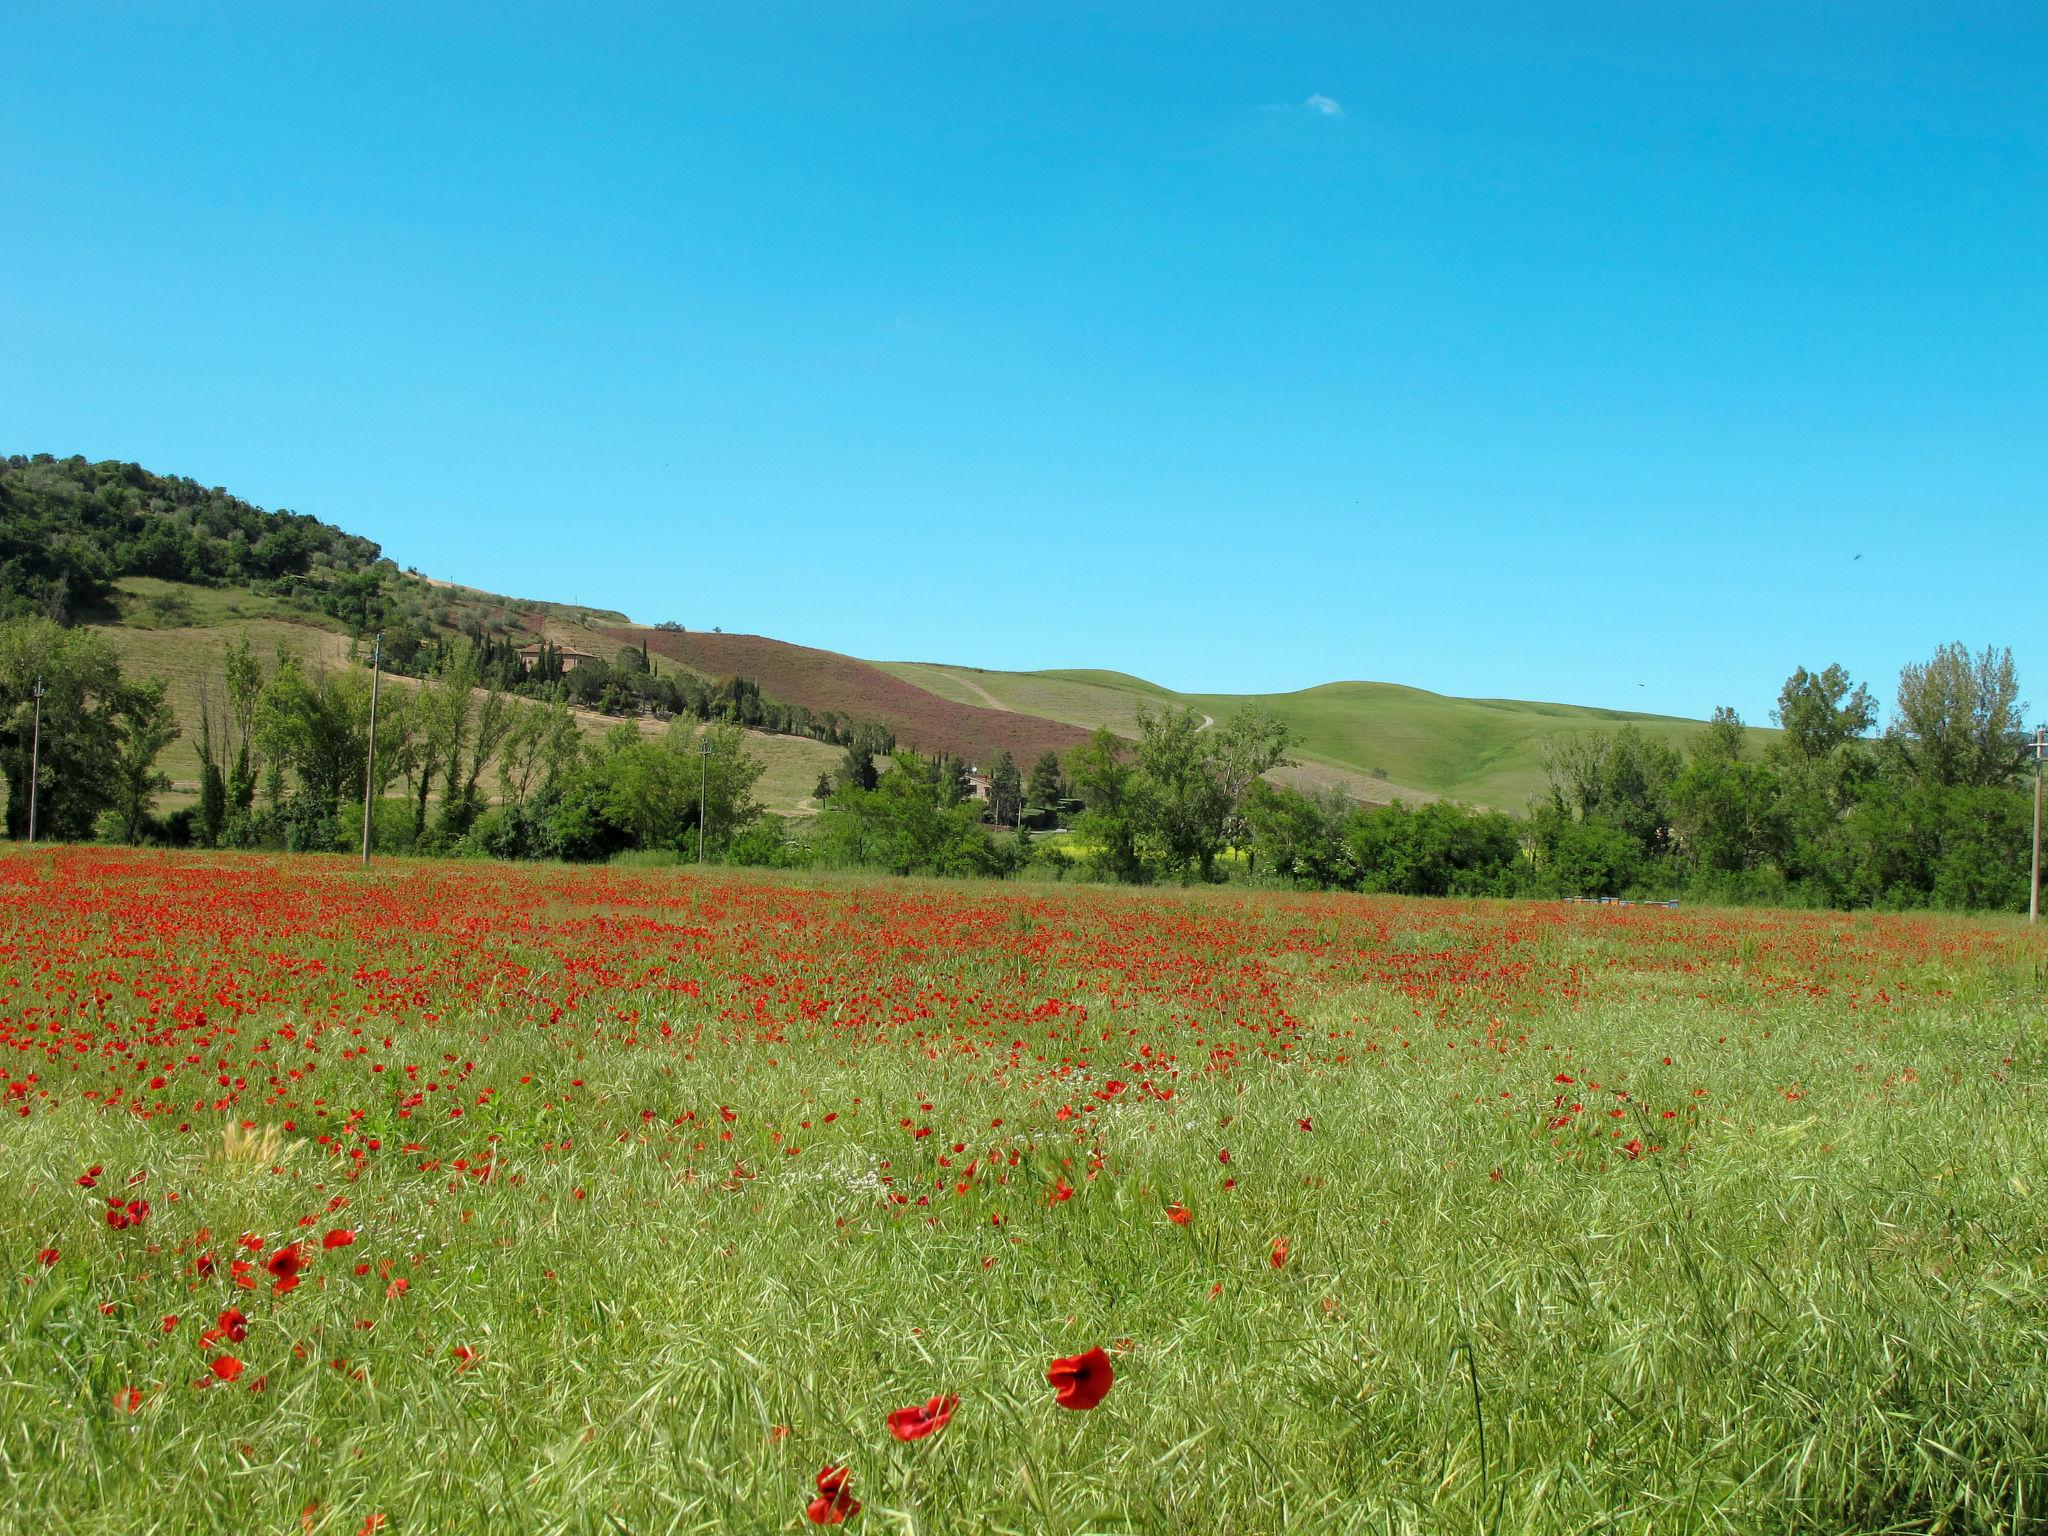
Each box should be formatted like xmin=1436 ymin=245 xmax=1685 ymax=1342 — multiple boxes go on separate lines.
xmin=409 ymin=641 xmax=510 ymax=841
xmin=990 ymin=750 xmax=1022 ymax=826
xmin=1241 ymin=779 xmax=1354 ymax=888
xmin=596 ymin=725 xmax=697 ymax=851
xmin=1068 ymin=727 xmax=1146 ymax=883
xmin=837 ymin=741 xmax=879 ymax=794
xmin=251 ymin=657 xmax=408 ymax=851
xmin=110 ymin=677 xmax=180 ymax=843
xmin=1210 ymin=705 xmax=1296 ymax=860
xmin=1888 ymin=642 xmax=2028 ymax=789
xmin=1774 ymin=664 xmax=1876 ymax=761
xmin=694 ymin=722 xmax=768 ymax=857
xmin=1024 ymin=750 xmax=1066 ymax=827
xmin=1668 ymin=706 xmax=1781 ymax=880
xmin=1767 ymin=664 xmax=1876 ymax=892
xmin=496 ymin=693 xmax=581 ymax=807
xmin=1539 ymin=725 xmax=1681 ymax=860
xmin=1347 ymin=799 xmax=1523 ymax=897
xmin=221 ymin=635 xmax=266 ymax=816
xmin=817 ymin=749 xmax=993 ymax=876
xmin=0 ymin=619 xmax=129 ymax=840
xmin=1129 ymin=704 xmax=1228 ymax=879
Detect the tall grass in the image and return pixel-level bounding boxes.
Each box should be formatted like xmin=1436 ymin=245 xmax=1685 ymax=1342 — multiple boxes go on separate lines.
xmin=1 ymin=850 xmax=2043 ymax=1533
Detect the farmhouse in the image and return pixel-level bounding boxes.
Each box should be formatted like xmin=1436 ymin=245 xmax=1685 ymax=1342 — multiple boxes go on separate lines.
xmin=516 ymin=641 xmax=596 ymax=674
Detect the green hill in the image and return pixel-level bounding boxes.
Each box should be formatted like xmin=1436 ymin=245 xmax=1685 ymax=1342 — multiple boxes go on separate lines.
xmin=875 ymin=661 xmax=1764 ymax=808
xmin=8 ymin=453 xmax=1760 ymax=816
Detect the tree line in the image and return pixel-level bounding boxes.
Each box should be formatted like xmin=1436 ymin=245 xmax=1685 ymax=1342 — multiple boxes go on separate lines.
xmin=1 ymin=613 xmax=2038 ymax=914
xmin=1235 ymin=647 xmax=2038 ymax=911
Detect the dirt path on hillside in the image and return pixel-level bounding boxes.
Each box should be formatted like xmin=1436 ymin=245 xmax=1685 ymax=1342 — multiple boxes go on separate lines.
xmin=945 ymin=671 xmax=1013 ymax=711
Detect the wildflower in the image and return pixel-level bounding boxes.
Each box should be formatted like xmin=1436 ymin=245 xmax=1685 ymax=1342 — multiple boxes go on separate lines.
xmin=452 ymin=1345 xmax=479 ymax=1370
xmin=207 ymin=1355 xmax=244 ymax=1385
xmin=806 ymin=1464 xmax=860 ymax=1525
xmin=886 ymin=1393 xmax=958 ymax=1442
xmin=322 ymin=1229 xmax=356 ymax=1251
xmin=36 ymin=1248 xmax=58 ymax=1266
xmin=1164 ymin=1202 xmax=1191 ymax=1226
xmin=267 ymin=1243 xmax=309 ymax=1295
xmin=113 ymin=1386 xmax=142 ymax=1413
xmin=1046 ymin=1346 xmax=1114 ymax=1411
xmin=1271 ymin=1236 xmax=1290 ymax=1269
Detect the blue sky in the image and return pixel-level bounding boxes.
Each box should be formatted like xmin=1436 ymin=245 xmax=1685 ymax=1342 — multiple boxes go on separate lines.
xmin=4 ymin=2 xmax=2042 ymax=725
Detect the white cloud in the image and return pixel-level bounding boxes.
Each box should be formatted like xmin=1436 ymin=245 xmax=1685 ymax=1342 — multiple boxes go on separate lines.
xmin=1304 ymin=94 xmax=1344 ymax=117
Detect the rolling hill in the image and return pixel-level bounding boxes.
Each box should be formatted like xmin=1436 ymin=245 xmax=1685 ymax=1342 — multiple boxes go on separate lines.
xmin=873 ymin=662 xmax=1758 ymax=808
xmin=12 ymin=454 xmax=1753 ymax=816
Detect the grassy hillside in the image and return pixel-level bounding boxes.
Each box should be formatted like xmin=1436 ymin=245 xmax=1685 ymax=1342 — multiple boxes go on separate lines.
xmin=90 ymin=579 xmax=357 ymax=796
xmin=618 ymin=627 xmax=1092 ymax=769
xmin=91 ymin=580 xmax=838 ymax=817
xmin=877 ymin=660 xmax=1763 ymax=808
xmin=17 ymin=457 xmax=1760 ymax=818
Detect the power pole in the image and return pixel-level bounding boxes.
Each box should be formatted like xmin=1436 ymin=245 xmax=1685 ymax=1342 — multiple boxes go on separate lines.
xmin=2030 ymin=725 xmax=2045 ymax=926
xmin=361 ymin=634 xmax=382 ymax=867
xmin=27 ymin=676 xmax=44 ymax=845
xmin=697 ymin=735 xmax=712 ymax=866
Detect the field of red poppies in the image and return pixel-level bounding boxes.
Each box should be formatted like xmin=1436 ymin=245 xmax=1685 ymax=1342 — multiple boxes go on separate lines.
xmin=3 ymin=846 xmax=2044 ymax=1533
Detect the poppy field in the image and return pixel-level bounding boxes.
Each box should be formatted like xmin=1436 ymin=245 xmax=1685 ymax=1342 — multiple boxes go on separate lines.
xmin=3 ymin=847 xmax=2045 ymax=1534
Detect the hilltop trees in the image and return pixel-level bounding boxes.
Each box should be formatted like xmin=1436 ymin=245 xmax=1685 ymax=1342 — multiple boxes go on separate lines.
xmin=0 ymin=454 xmax=386 ymax=625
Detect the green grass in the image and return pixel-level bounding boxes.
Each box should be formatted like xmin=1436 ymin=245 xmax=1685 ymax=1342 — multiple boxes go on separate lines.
xmin=878 ymin=661 xmax=1772 ymax=808
xmin=2 ymin=849 xmax=2044 ymax=1533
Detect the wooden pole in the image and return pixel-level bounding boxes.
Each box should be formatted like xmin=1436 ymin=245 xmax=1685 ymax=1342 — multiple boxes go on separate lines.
xmin=27 ymin=676 xmax=43 ymax=845
xmin=361 ymin=635 xmax=382 ymax=866
xmin=2030 ymin=726 xmax=2043 ymax=925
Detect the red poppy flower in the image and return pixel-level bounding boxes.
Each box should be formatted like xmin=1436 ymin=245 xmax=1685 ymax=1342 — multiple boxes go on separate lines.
xmin=452 ymin=1345 xmax=479 ymax=1370
xmin=806 ymin=1464 xmax=859 ymax=1525
xmin=36 ymin=1248 xmax=58 ymax=1266
xmin=267 ymin=1243 xmax=308 ymax=1294
xmin=1164 ymin=1202 xmax=1191 ymax=1226
xmin=209 ymin=1355 xmax=244 ymax=1384
xmin=1271 ymin=1236 xmax=1291 ymax=1269
xmin=1046 ymin=1346 xmax=1114 ymax=1411
xmin=322 ymin=1229 xmax=356 ymax=1251
xmin=112 ymin=1386 xmax=142 ymax=1413
xmin=217 ymin=1307 xmax=249 ymax=1342
xmin=886 ymin=1393 xmax=958 ymax=1442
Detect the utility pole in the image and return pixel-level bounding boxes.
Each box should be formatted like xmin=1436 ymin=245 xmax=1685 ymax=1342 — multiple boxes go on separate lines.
xmin=361 ymin=634 xmax=382 ymax=866
xmin=2030 ymin=725 xmax=2045 ymax=926
xmin=27 ymin=676 xmax=44 ymax=845
xmin=697 ymin=735 xmax=712 ymax=866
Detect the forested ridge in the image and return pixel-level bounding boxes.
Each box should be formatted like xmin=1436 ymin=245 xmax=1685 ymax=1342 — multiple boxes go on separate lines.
xmin=1 ymin=454 xmax=385 ymax=625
